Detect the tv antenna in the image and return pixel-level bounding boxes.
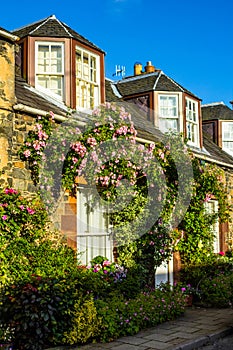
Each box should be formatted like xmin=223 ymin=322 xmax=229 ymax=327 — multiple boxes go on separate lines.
xmin=112 ymin=65 xmax=126 ymax=78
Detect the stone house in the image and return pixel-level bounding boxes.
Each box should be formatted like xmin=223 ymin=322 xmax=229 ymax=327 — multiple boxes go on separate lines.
xmin=1 ymin=16 xmax=233 ymax=281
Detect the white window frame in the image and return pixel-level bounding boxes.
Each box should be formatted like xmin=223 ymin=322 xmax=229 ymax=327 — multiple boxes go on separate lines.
xmin=204 ymin=200 xmax=220 ymax=253
xmin=222 ymin=122 xmax=233 ymax=157
xmin=77 ymin=186 xmax=113 ymax=265
xmin=35 ymin=41 xmax=65 ymax=100
xmin=158 ymin=94 xmax=179 ymax=132
xmin=186 ymin=97 xmax=199 ymax=147
xmin=75 ymin=46 xmax=100 ymax=110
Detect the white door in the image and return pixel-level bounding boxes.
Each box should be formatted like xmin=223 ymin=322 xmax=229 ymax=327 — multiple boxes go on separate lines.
xmin=155 ymin=257 xmax=174 ymax=287
xmin=77 ymin=187 xmax=113 ymax=265
xmin=204 ymin=200 xmax=220 ymax=253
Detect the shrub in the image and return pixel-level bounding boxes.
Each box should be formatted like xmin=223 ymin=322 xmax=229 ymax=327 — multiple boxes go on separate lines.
xmin=63 ymin=295 xmax=101 ymax=345
xmin=95 ymin=283 xmax=186 ymax=342
xmin=199 ymin=273 xmax=233 ymax=307
xmin=0 ymin=275 xmax=76 ymax=350
xmin=180 ymin=257 xmax=233 ymax=307
xmin=0 ymin=187 xmax=79 ymax=289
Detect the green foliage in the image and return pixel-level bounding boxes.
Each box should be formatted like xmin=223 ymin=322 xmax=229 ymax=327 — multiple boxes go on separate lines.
xmin=63 ymin=295 xmax=101 ymax=345
xmin=0 ymin=275 xmax=76 ymax=350
xmin=0 ymin=187 xmax=47 ymax=242
xmin=177 ymin=159 xmax=230 ymax=265
xmin=95 ymin=283 xmax=186 ymax=342
xmin=180 ymin=255 xmax=233 ymax=307
xmin=74 ymin=258 xmax=141 ymax=300
xmin=0 ymin=187 xmax=78 ymax=288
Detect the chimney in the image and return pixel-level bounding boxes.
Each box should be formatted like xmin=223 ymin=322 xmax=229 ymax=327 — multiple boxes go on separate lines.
xmin=145 ymin=61 xmax=155 ymax=73
xmin=134 ymin=62 xmax=143 ymax=75
xmin=230 ymin=101 xmax=233 ymax=110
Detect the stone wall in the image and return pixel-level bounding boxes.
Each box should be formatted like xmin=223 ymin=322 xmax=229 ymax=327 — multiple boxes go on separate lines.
xmin=0 ymin=38 xmax=16 ymax=187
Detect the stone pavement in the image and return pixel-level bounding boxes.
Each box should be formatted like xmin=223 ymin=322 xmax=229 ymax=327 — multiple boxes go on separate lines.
xmin=48 ymin=307 xmax=233 ymax=350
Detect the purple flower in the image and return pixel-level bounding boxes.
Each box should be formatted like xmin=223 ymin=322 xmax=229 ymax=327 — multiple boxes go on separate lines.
xmin=2 ymin=215 xmax=8 ymax=220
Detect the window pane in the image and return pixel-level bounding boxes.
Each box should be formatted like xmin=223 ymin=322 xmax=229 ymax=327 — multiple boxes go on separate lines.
xmin=185 ymin=98 xmax=199 ymax=145
xmin=38 ymin=45 xmax=50 ymax=73
xmin=223 ymin=122 xmax=233 ymax=140
xmin=75 ymin=46 xmax=100 ymax=108
xmin=36 ymin=42 xmax=64 ymax=99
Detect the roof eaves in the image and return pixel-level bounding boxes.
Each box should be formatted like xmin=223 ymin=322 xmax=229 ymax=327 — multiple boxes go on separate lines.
xmin=201 ymin=102 xmax=225 ymax=108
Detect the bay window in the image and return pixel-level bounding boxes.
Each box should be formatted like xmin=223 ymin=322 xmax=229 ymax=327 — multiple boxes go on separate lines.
xmin=186 ymin=98 xmax=199 ymax=146
xmin=222 ymin=122 xmax=233 ymax=156
xmin=76 ymin=47 xmax=100 ymax=110
xmin=158 ymin=95 xmax=179 ymax=132
xmin=35 ymin=42 xmax=64 ymax=99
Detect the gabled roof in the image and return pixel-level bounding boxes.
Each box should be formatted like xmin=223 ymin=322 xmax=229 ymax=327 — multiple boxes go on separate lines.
xmin=202 ymin=102 xmax=233 ymax=121
xmin=113 ymin=71 xmax=201 ymax=100
xmin=11 ymin=14 xmax=105 ymax=53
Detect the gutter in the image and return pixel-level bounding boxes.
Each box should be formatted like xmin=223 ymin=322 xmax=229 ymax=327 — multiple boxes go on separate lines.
xmin=0 ymin=29 xmax=19 ymax=42
xmin=136 ymin=136 xmax=233 ymax=169
xmin=193 ymin=152 xmax=233 ymax=170
xmin=13 ymin=103 xmax=86 ymax=126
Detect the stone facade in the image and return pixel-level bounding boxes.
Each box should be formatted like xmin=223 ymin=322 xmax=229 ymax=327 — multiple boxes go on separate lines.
xmin=0 ymin=38 xmax=16 ymax=187
xmin=0 ymin=35 xmax=39 ymax=193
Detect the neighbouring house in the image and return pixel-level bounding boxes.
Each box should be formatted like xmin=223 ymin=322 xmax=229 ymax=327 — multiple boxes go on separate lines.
xmin=202 ymin=101 xmax=233 ymax=157
xmin=106 ymin=63 xmax=233 ymax=283
xmin=1 ymin=16 xmax=233 ymax=284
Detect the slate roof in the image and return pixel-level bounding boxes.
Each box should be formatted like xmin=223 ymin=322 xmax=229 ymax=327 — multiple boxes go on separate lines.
xmin=113 ymin=71 xmax=201 ymax=100
xmin=105 ymin=79 xmax=122 ymax=102
xmin=202 ymin=102 xmax=233 ymax=121
xmin=105 ymin=78 xmax=163 ymax=143
xmin=15 ymin=75 xmax=68 ymax=117
xmin=11 ymin=15 xmax=105 ymax=53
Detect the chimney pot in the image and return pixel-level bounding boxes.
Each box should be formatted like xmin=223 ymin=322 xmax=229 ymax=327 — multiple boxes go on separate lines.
xmin=134 ymin=62 xmax=143 ymax=75
xmin=145 ymin=61 xmax=155 ymax=73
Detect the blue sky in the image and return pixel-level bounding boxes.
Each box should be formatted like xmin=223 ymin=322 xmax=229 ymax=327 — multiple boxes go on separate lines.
xmin=1 ymin=0 xmax=233 ymax=107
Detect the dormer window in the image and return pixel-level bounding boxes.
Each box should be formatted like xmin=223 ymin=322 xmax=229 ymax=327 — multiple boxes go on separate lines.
xmin=222 ymin=122 xmax=233 ymax=156
xmin=35 ymin=42 xmax=64 ymax=100
xmin=75 ymin=46 xmax=100 ymax=109
xmin=186 ymin=97 xmax=199 ymax=146
xmin=158 ymin=95 xmax=179 ymax=132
